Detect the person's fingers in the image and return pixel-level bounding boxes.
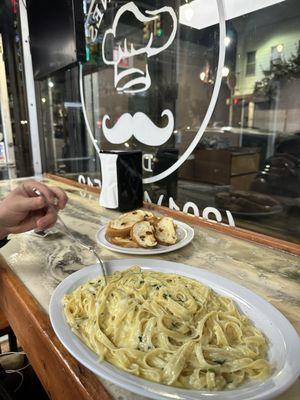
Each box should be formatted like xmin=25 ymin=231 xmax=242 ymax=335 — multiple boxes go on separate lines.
xmin=38 ymin=221 xmax=56 ymax=231
xmin=22 ymin=181 xmax=56 ymax=205
xmin=16 ymin=196 xmax=46 ymax=212
xmin=36 ymin=207 xmax=57 ymax=230
xmin=7 ymin=211 xmax=43 ymax=233
xmin=21 ymin=181 xmax=68 ymax=209
xmin=49 ymin=186 xmax=68 ymax=209
xmin=10 ymin=220 xmax=36 ymax=233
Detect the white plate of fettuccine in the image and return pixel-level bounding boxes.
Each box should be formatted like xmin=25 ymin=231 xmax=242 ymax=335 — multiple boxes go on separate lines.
xmin=49 ymin=259 xmax=300 ymax=400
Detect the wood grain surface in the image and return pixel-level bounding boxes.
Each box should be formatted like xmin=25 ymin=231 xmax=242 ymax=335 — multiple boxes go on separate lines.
xmin=0 ymin=255 xmax=112 ymax=400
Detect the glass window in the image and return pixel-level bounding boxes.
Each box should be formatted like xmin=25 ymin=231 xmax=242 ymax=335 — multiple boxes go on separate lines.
xmin=246 ymin=51 xmax=256 ymax=76
xmin=271 ymin=44 xmax=284 ymax=65
xmin=37 ymin=0 xmax=300 ymax=244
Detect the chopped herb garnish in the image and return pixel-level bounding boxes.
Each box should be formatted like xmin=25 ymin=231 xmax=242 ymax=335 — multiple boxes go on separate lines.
xmin=214 ymin=359 xmax=225 ymax=365
xmin=138 ymin=335 xmax=143 ymax=342
xmin=148 ymin=346 xmax=152 ymax=350
xmin=207 ymin=368 xmax=215 ymax=373
xmin=140 ymin=280 xmax=144 ymax=284
xmin=163 ymin=293 xmax=168 ymax=299
xmin=152 ymin=284 xmax=161 ymax=289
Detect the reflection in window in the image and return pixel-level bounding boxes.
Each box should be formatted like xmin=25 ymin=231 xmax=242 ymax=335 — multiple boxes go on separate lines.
xmin=246 ymin=51 xmax=256 ymax=76
xmin=36 ymin=0 xmax=300 ymax=244
xmin=271 ymin=44 xmax=284 ymax=65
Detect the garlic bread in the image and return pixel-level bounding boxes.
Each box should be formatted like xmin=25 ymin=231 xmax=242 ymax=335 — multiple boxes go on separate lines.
xmin=130 ymin=221 xmax=157 ymax=248
xmin=154 ymin=217 xmax=177 ymax=245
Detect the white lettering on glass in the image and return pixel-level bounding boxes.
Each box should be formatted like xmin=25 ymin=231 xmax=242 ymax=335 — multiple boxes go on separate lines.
xmin=88 ymin=25 xmax=97 ymax=42
xmin=144 ymin=192 xmax=164 ymax=205
xmin=226 ymin=210 xmax=235 ymax=227
xmin=92 ymin=6 xmax=104 ymax=28
xmin=78 ymin=175 xmax=86 ymax=185
xmin=141 ymin=191 xmax=236 ymax=227
xmin=100 ymin=0 xmax=109 ymax=11
xmin=85 ymin=0 xmax=96 ymax=30
xmin=169 ymin=197 xmax=180 ymax=211
xmin=78 ymin=175 xmax=101 ymax=188
xmin=157 ymin=194 xmax=164 ymax=206
xmin=183 ymin=202 xmax=200 ymax=217
xmin=144 ymin=190 xmax=152 ymax=204
xmin=93 ymin=179 xmax=102 ymax=188
xmin=87 ymin=177 xmax=94 ymax=187
xmin=142 ymin=154 xmax=154 ymax=172
xmin=202 ymin=207 xmax=222 ymax=224
xmin=86 ymin=0 xmax=111 ymax=41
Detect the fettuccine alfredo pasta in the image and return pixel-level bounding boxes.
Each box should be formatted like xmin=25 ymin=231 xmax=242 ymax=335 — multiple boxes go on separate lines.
xmin=63 ymin=266 xmax=270 ymax=390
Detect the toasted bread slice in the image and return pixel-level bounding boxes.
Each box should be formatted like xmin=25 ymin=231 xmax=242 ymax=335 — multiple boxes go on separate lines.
xmin=154 ymin=217 xmax=177 ymax=245
xmin=146 ymin=214 xmax=160 ymax=226
xmin=143 ymin=211 xmax=155 ymax=221
xmin=108 ymin=236 xmax=139 ymax=248
xmin=106 ymin=210 xmax=145 ymax=237
xmin=130 ymin=221 xmax=157 ymax=248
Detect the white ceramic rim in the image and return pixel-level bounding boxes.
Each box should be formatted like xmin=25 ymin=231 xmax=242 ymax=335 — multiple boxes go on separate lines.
xmin=50 ymin=258 xmax=300 ymax=400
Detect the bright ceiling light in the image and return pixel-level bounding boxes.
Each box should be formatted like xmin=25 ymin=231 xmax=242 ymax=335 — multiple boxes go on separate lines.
xmin=41 ymin=97 xmax=46 ymax=103
xmin=179 ymin=0 xmax=285 ymax=30
xmin=48 ymin=81 xmax=54 ymax=88
xmin=222 ymin=66 xmax=230 ymax=77
xmin=184 ymin=5 xmax=194 ymax=21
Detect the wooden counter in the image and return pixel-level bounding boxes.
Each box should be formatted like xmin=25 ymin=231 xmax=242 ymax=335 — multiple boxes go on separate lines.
xmin=0 ymin=176 xmax=299 ymax=400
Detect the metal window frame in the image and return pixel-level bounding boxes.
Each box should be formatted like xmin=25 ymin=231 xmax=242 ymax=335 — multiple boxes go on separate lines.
xmin=0 ymin=34 xmax=16 ymax=179
xmin=19 ymin=0 xmax=42 ymax=176
xmin=246 ymin=51 xmax=256 ymax=76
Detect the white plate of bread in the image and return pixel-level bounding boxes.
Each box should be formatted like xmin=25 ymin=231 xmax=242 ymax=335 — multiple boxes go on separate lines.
xmin=96 ymin=209 xmax=194 ymax=255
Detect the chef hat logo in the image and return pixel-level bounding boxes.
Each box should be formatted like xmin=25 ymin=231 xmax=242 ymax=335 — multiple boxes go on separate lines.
xmin=102 ymin=2 xmax=177 ymax=94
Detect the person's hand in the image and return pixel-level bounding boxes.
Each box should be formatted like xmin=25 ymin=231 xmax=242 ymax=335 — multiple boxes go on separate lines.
xmin=0 ymin=181 xmax=68 ymax=239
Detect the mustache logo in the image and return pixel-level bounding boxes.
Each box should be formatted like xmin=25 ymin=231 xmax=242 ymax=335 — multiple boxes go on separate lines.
xmin=102 ymin=110 xmax=174 ymax=146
